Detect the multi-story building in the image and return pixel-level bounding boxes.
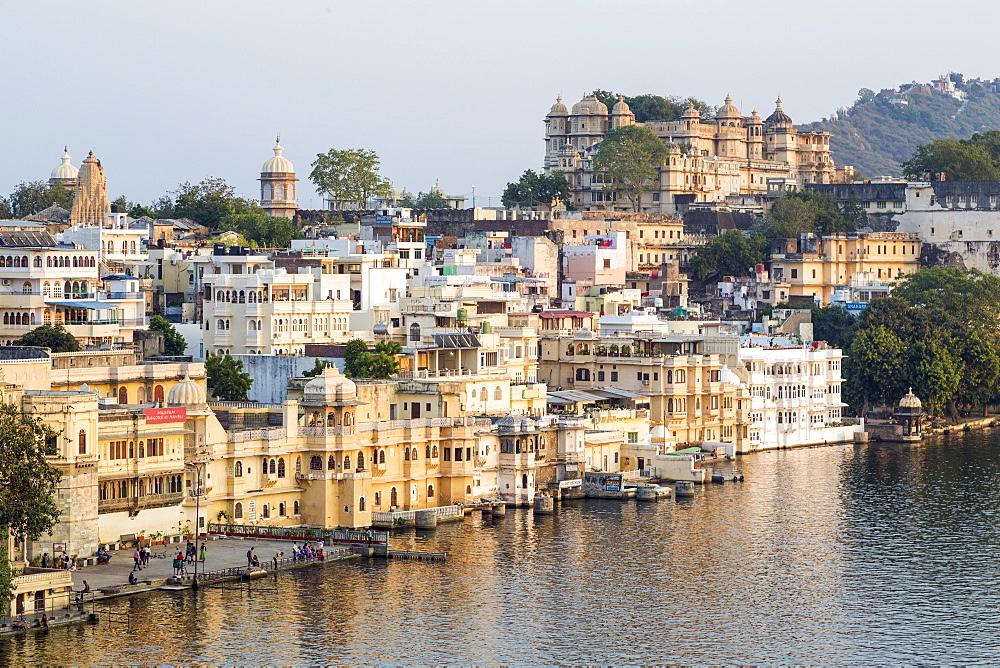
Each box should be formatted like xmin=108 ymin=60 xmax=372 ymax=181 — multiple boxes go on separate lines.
xmin=737 ymin=338 xmax=861 ymax=452
xmin=0 ymin=231 xmax=145 ymax=346
xmin=544 ymin=94 xmax=837 ymax=213
xmin=768 ymin=232 xmax=922 ymax=305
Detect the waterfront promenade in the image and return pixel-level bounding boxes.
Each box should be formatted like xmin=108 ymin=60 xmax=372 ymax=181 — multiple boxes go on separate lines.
xmin=67 ymin=538 xmax=297 ymax=594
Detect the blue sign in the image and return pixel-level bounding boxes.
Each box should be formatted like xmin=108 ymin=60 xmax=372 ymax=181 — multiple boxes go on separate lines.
xmin=845 ymin=303 xmax=869 ymax=311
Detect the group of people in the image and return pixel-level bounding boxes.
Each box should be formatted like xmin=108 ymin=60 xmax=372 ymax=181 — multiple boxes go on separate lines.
xmin=172 ymin=542 xmax=207 ymax=576
xmin=131 ymin=545 xmax=152 ymax=572
xmin=290 ymin=542 xmax=325 ymax=562
xmin=39 ymin=552 xmax=75 ymax=570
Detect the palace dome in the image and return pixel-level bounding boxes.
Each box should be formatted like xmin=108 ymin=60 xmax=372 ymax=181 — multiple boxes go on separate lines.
xmin=168 ymin=373 xmax=207 ymax=406
xmin=303 ymin=366 xmax=357 ymax=403
xmin=765 ymin=97 xmax=793 ymax=127
xmin=51 ymin=147 xmax=78 ymax=181
xmin=548 ymin=96 xmax=568 ymax=115
xmin=650 ymin=424 xmax=672 ymax=442
xmin=716 ymin=95 xmax=741 ymax=120
xmin=612 ymin=95 xmax=633 ymax=115
xmin=572 ymin=94 xmax=609 ymax=116
xmin=719 ymin=366 xmax=742 ymax=387
xmin=262 ymin=138 xmax=294 ymax=174
xmin=681 ymin=101 xmax=701 ymax=119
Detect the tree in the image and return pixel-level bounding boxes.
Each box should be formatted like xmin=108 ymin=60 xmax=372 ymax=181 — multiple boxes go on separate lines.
xmin=501 ymin=170 xmax=571 ymax=210
xmin=761 ymin=190 xmax=864 ymax=238
xmin=591 ymin=91 xmax=714 ymax=122
xmin=857 ymin=88 xmax=876 ymax=105
xmin=3 ymin=181 xmax=74 ymax=218
xmin=221 ymin=213 xmax=302 ymax=248
xmin=397 ymin=189 xmax=416 ymax=208
xmin=302 ymin=359 xmax=331 ymax=377
xmin=908 ymin=331 xmax=962 ymax=418
xmin=342 ymin=338 xmax=401 ymax=379
xmin=14 ymin=325 xmax=79 ymax=352
xmin=309 ymin=148 xmax=392 ymax=209
xmin=413 ymin=191 xmax=451 ymax=209
xmin=901 ymin=137 xmax=1000 ymax=180
xmin=205 ymin=354 xmax=252 ymax=401
xmin=844 ymin=325 xmax=906 ymax=414
xmin=148 ymin=316 xmax=187 ymax=356
xmin=0 ymin=403 xmax=63 ymax=609
xmin=688 ymin=229 xmax=768 ymax=280
xmin=593 ymin=125 xmax=669 ymax=211
xmin=166 ymin=178 xmax=261 ymax=228
xmin=810 ymin=306 xmax=858 ymax=351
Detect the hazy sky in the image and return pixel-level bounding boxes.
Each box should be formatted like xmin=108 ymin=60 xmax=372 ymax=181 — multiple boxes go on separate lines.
xmin=3 ymin=0 xmax=994 ymax=208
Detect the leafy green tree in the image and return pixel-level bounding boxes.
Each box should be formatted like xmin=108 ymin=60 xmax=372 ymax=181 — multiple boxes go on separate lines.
xmin=810 ymin=305 xmax=858 ymax=350
xmin=14 ymin=324 xmax=79 ymax=352
xmin=309 ymin=148 xmax=392 ymax=209
xmin=908 ymin=331 xmax=963 ymax=418
xmin=689 ymin=229 xmax=768 ymax=280
xmin=342 ymin=339 xmax=401 ymax=379
xmin=3 ymin=181 xmax=74 ymax=218
xmin=957 ymin=332 xmax=1000 ymax=416
xmin=591 ymin=91 xmax=713 ymax=121
xmin=857 ymin=88 xmax=876 ymax=104
xmin=761 ymin=190 xmax=864 ymax=238
xmin=221 ymin=213 xmax=302 ymax=248
xmin=501 ymin=170 xmax=571 ymax=210
xmin=844 ymin=325 xmax=906 ymax=414
xmin=148 ymin=316 xmax=187 ymax=356
xmin=167 ymin=178 xmax=261 ymax=228
xmin=0 ymin=403 xmax=64 ymax=609
xmin=205 ymin=354 xmax=253 ymax=401
xmin=302 ymin=359 xmax=330 ymax=377
xmin=593 ymin=126 xmax=669 ymax=211
xmin=901 ymin=137 xmax=1000 ymax=180
xmin=413 ymin=191 xmax=451 ymax=209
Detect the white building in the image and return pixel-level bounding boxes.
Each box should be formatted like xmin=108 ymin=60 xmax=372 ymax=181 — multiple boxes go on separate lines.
xmin=737 ymin=338 xmax=862 ymax=451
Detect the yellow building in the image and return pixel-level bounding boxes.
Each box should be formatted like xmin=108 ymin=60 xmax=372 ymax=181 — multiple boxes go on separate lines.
xmin=769 ymin=232 xmax=922 ymax=305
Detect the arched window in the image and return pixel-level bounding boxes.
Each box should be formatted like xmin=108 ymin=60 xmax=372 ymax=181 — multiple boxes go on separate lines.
xmin=432 ymin=446 xmax=439 ymax=458
xmin=154 ymin=385 xmax=164 ymax=403
xmin=295 ymin=457 xmax=301 ymax=474
xmin=480 ymin=388 xmax=488 ymax=402
xmin=390 ymin=487 xmax=398 ymax=507
xmin=279 ymin=502 xmax=285 ymax=516
xmin=310 ymin=455 xmax=322 ymax=470
xmin=425 ymin=445 xmax=431 ymax=458
xmin=374 ymin=491 xmax=381 ymax=506
xmin=357 ymin=452 xmax=364 ymax=470
xmin=427 ymin=484 xmax=434 ymax=498
xmin=293 ymin=500 xmax=299 ymax=515
xmin=78 ymin=429 xmax=86 ymax=455
xmin=262 ymin=504 xmax=270 ymax=519
xmin=358 ymin=496 xmax=366 ymax=511
xmin=328 ymin=455 xmax=336 ymax=470
xmin=411 ymin=448 xmax=418 ymax=460
xmin=494 ymin=386 xmax=502 ymax=400
xmin=22 ymin=281 xmax=31 ymax=294
xmin=466 ymin=484 xmax=472 ymax=495
xmin=137 ymin=386 xmax=146 ymax=403
xmin=234 ymin=461 xmax=243 ymax=477
xmin=344 ymin=455 xmax=351 ymax=470
xmin=277 ymin=457 xmax=286 ymax=477
xmin=234 ymin=502 xmax=243 ymax=519
xmin=118 ymin=387 xmax=127 ymax=404
xmin=379 ymin=450 xmax=385 ymax=464
xmin=409 ymin=322 xmax=421 ymax=341
xmin=269 ymin=459 xmax=276 ymax=474
xmin=522 ymin=473 xmax=529 ymax=489
xmin=404 ymin=448 xmax=410 ymax=461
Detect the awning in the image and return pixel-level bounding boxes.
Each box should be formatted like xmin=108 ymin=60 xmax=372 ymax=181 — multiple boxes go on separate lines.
xmin=588 ymin=387 xmax=649 ymax=400
xmin=45 ymin=300 xmax=118 ymax=309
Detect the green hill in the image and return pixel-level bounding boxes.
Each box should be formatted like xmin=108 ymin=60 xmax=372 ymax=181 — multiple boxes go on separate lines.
xmin=798 ymin=77 xmax=1000 ymax=177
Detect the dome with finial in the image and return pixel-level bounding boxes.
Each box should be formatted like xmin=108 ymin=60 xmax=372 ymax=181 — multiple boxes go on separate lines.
xmin=898 ymin=388 xmax=922 ymax=409
xmin=681 ymin=100 xmax=701 ymax=119
xmin=765 ymin=97 xmax=793 ymax=127
xmin=168 ymin=373 xmax=207 ymax=407
xmin=650 ymin=424 xmax=672 ymax=442
xmin=303 ymin=366 xmax=357 ymax=404
xmin=261 ymin=137 xmax=294 ymax=174
xmin=716 ymin=95 xmax=741 ymax=120
xmin=548 ymin=95 xmax=568 ymax=115
xmin=51 ymin=147 xmax=79 ymax=181
xmin=719 ymin=365 xmax=742 ymax=387
xmin=571 ymin=94 xmax=609 ymax=116
xmin=612 ymin=95 xmax=633 ymax=116
xmin=430 ymin=179 xmax=446 ymax=196
xmin=747 ymin=109 xmax=763 ymax=125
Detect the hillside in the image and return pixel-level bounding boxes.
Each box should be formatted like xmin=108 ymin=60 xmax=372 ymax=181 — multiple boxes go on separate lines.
xmin=798 ymin=77 xmax=1000 ymax=177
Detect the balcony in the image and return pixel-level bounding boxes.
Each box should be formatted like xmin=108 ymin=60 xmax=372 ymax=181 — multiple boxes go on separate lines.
xmin=98 ymin=491 xmax=185 ymax=514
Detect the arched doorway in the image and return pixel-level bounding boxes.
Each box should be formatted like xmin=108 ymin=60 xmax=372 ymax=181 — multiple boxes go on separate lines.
xmin=390 ymin=487 xmax=398 ymax=508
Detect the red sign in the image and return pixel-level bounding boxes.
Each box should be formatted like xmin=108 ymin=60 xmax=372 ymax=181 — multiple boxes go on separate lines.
xmin=144 ymin=406 xmax=187 ymax=424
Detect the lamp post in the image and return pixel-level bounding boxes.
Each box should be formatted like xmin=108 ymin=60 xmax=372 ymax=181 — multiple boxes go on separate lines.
xmin=185 ymin=452 xmax=212 ymax=590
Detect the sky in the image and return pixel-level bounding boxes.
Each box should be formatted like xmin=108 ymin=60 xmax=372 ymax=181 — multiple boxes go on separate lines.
xmin=2 ymin=0 xmax=996 ymax=208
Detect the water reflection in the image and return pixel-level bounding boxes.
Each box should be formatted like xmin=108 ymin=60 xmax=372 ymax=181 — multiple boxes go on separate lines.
xmin=6 ymin=433 xmax=1000 ymax=663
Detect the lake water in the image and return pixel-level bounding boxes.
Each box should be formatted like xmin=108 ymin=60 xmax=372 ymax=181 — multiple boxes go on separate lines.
xmin=5 ymin=432 xmax=1000 ymax=664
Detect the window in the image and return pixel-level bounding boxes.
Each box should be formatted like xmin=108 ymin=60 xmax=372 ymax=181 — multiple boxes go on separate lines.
xmin=358 ymin=496 xmax=366 ymax=511
xmin=234 ymin=461 xmax=243 ymax=477
xmin=627 ymin=432 xmax=638 ymax=443
xmin=294 ymin=500 xmax=300 ymax=515
xmin=262 ymin=504 xmax=270 ymax=519
xmin=409 ymin=322 xmax=421 ymax=341
xmin=791 ymin=269 xmax=798 ymax=279
xmin=234 ymin=502 xmax=243 ymax=519
xmin=78 ymin=429 xmax=86 ymax=455
xmin=610 ymin=371 xmax=618 ymax=381
xmin=279 ymin=502 xmax=286 ymax=516
xmin=310 ymin=456 xmax=322 ymax=471
xmin=427 ymin=484 xmax=435 ymax=498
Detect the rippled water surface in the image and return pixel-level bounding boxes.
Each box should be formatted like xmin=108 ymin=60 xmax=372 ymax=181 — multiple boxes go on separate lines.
xmin=6 ymin=433 xmax=1000 ymax=664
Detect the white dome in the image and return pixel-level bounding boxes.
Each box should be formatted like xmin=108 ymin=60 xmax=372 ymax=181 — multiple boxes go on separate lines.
xmin=571 ymin=94 xmax=609 ymax=115
xmin=548 ymin=96 xmax=568 ymax=115
xmin=303 ymin=366 xmax=357 ymax=403
xmin=651 ymin=424 xmax=672 ymax=441
xmin=719 ymin=366 xmax=742 ymax=387
xmin=51 ymin=148 xmax=78 ymax=180
xmin=899 ymin=388 xmax=922 ymax=409
xmin=612 ymin=95 xmax=633 ymax=115
xmin=168 ymin=373 xmax=207 ymax=406
xmin=261 ymin=138 xmax=294 ymax=174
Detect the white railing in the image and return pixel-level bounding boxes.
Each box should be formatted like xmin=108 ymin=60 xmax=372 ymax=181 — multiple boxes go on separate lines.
xmin=228 ymin=427 xmax=286 ymax=442
xmin=301 ymin=426 xmax=354 ymax=437
xmin=371 ymin=505 xmax=464 ymax=524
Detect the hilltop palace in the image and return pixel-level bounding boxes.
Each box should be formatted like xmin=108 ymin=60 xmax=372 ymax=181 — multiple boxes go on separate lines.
xmin=543 ymin=94 xmax=841 ymax=213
